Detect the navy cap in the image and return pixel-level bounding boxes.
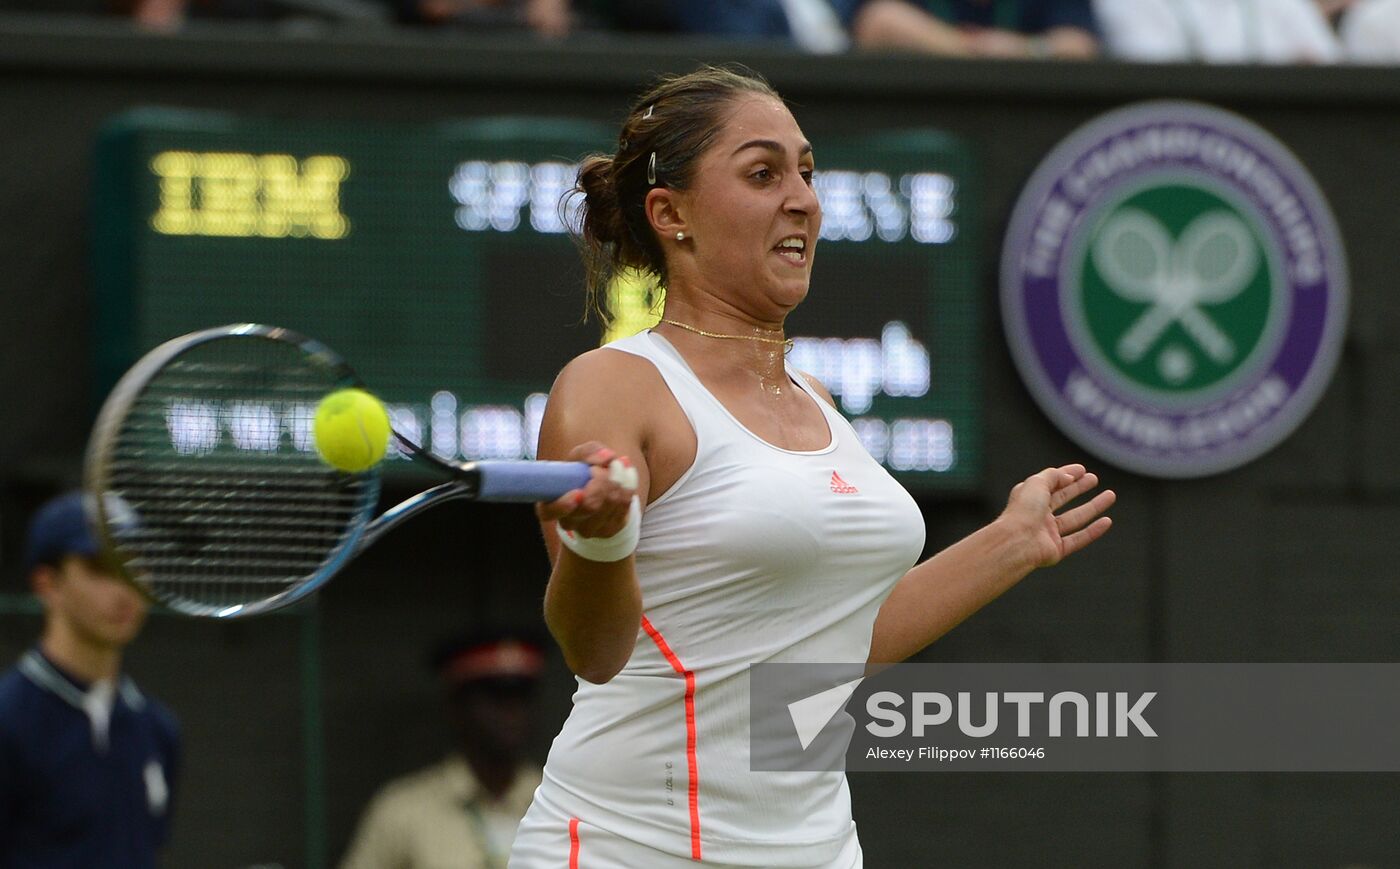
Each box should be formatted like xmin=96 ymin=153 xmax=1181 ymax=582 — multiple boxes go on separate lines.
xmin=22 ymin=492 xmax=101 ymax=575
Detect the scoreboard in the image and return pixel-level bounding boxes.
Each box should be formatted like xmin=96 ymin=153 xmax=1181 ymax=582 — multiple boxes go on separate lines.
xmin=92 ymin=110 xmax=981 ymax=491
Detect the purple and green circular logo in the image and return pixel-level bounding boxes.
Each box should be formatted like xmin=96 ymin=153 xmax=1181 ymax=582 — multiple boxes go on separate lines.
xmin=1002 ymin=102 xmax=1348 ymax=478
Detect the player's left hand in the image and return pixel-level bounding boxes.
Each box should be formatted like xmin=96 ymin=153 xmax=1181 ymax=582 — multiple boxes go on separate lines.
xmin=999 ymin=464 xmax=1115 ymax=570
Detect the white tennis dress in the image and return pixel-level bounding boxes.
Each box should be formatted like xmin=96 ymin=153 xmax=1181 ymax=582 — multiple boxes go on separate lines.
xmin=510 ymin=330 xmax=926 ymax=868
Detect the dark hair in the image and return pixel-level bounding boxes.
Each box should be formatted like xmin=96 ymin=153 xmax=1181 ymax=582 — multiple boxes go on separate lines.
xmin=573 ymin=65 xmax=782 ymax=322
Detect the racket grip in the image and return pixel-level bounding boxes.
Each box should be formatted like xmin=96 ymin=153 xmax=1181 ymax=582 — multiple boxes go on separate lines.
xmin=473 ymin=461 xmax=594 ymax=502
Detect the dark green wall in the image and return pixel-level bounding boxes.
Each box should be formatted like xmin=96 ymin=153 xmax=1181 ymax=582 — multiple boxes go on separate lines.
xmin=1 ymin=16 xmax=1397 ymax=869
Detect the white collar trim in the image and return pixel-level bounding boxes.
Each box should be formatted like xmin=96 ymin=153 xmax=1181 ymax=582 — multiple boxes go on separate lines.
xmin=18 ymin=651 xmax=142 ymax=752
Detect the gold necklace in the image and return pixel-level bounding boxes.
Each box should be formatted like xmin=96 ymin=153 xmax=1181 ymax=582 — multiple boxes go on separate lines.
xmin=659 ymin=318 xmax=793 ymax=352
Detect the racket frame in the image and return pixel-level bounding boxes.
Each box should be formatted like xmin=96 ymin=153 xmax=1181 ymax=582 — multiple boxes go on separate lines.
xmin=84 ymin=323 xmax=381 ymax=617
xmin=84 ymin=323 xmax=593 ymax=618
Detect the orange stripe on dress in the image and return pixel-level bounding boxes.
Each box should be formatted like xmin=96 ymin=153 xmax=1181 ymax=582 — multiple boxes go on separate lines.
xmin=569 ymin=817 xmax=580 ymax=868
xmin=641 ymin=615 xmax=703 ymax=861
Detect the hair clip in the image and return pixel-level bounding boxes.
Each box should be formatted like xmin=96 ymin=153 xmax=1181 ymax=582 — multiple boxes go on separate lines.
xmin=620 ymin=138 xmax=630 ymax=151
xmin=643 ymin=104 xmax=654 ymax=119
xmin=647 ymin=151 xmax=657 ymax=185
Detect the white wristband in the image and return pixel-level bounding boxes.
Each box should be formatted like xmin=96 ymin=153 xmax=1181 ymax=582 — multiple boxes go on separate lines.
xmin=558 ymin=495 xmax=641 ymax=562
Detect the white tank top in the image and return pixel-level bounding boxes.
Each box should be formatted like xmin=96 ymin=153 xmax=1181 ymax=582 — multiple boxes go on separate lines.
xmin=535 ymin=330 xmax=926 ymax=865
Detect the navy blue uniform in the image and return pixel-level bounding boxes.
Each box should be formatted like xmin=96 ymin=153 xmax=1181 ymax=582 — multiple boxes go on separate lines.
xmin=0 ymin=650 xmax=180 ymax=869
xmin=664 ymin=0 xmax=870 ymax=40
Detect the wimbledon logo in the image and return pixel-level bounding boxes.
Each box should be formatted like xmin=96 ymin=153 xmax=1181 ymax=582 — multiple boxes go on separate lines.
xmin=1001 ymin=102 xmax=1348 ymax=478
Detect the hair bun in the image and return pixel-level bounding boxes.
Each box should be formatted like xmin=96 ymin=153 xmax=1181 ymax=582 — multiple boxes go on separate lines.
xmin=570 ymin=64 xmax=780 ymax=324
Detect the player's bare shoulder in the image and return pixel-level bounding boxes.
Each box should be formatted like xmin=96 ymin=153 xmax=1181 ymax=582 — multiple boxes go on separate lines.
xmin=548 ymin=345 xmax=668 ymax=418
xmin=543 ymin=343 xmax=694 ymax=499
xmin=540 ymin=345 xmax=669 ymax=453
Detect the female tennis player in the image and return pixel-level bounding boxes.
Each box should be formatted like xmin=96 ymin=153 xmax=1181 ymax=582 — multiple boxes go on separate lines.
xmin=509 ymin=66 xmax=1115 ymax=868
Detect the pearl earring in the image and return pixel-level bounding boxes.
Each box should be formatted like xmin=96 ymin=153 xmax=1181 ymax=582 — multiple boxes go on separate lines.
xmin=676 ymin=231 xmax=685 ymax=241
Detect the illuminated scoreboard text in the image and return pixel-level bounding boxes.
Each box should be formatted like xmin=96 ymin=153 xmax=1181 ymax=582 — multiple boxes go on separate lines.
xmin=93 ymin=112 xmax=980 ymax=490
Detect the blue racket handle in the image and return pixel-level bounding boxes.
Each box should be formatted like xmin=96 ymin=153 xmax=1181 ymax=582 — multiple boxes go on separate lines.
xmin=473 ymin=460 xmax=594 ymax=502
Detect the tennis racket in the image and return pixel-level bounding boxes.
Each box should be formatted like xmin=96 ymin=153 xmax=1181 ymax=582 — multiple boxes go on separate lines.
xmin=84 ymin=323 xmax=594 ymax=619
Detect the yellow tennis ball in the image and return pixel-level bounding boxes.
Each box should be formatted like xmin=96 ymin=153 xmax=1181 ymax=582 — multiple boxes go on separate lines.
xmin=313 ymin=388 xmax=390 ymax=473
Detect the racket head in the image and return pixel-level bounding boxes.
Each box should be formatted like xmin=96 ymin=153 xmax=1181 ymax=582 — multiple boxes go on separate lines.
xmin=84 ymin=324 xmax=381 ymax=618
xmin=1092 ymin=208 xmax=1171 ymax=302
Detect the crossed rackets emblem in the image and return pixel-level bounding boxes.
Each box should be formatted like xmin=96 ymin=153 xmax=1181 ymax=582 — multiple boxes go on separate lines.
xmin=1092 ymin=209 xmax=1260 ymax=374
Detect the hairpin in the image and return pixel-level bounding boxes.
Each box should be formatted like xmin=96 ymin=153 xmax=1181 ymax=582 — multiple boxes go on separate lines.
xmin=647 ymin=151 xmax=657 ymax=185
xmin=643 ymin=104 xmax=654 ymax=119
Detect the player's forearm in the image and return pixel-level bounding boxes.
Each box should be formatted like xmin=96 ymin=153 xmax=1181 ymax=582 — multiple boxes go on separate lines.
xmin=867 ymin=518 xmax=1038 ymax=665
xmin=544 ymin=551 xmax=642 ymax=684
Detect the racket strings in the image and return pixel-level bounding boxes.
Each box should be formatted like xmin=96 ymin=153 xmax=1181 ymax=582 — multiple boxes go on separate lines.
xmin=96 ymin=338 xmax=375 ymax=615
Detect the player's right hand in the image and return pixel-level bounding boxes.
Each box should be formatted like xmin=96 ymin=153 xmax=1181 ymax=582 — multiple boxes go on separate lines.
xmin=536 ymin=442 xmax=638 ymax=539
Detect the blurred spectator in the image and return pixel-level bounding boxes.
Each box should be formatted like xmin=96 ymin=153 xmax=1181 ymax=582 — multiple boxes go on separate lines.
xmin=1316 ymin=0 xmax=1359 ymax=25
xmin=120 ymin=0 xmax=194 ymax=31
xmin=594 ymin=0 xmax=855 ymax=53
xmin=850 ymin=0 xmax=1100 ymax=59
xmin=395 ymin=0 xmax=570 ymax=37
xmin=1340 ymin=0 xmax=1400 ymax=61
xmin=0 ymin=0 xmax=112 ymax=13
xmin=598 ymin=0 xmax=1097 ymax=57
xmin=340 ymin=627 xmax=546 ymax=869
xmin=0 ymin=492 xmax=181 ymax=868
xmin=0 ymin=0 xmax=389 ymax=30
xmin=46 ymin=0 xmax=391 ymax=31
xmin=1094 ymin=0 xmax=1341 ymax=63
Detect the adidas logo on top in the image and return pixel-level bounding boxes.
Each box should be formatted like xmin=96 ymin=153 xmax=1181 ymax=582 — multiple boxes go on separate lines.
xmin=829 ymin=471 xmax=858 ymax=494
